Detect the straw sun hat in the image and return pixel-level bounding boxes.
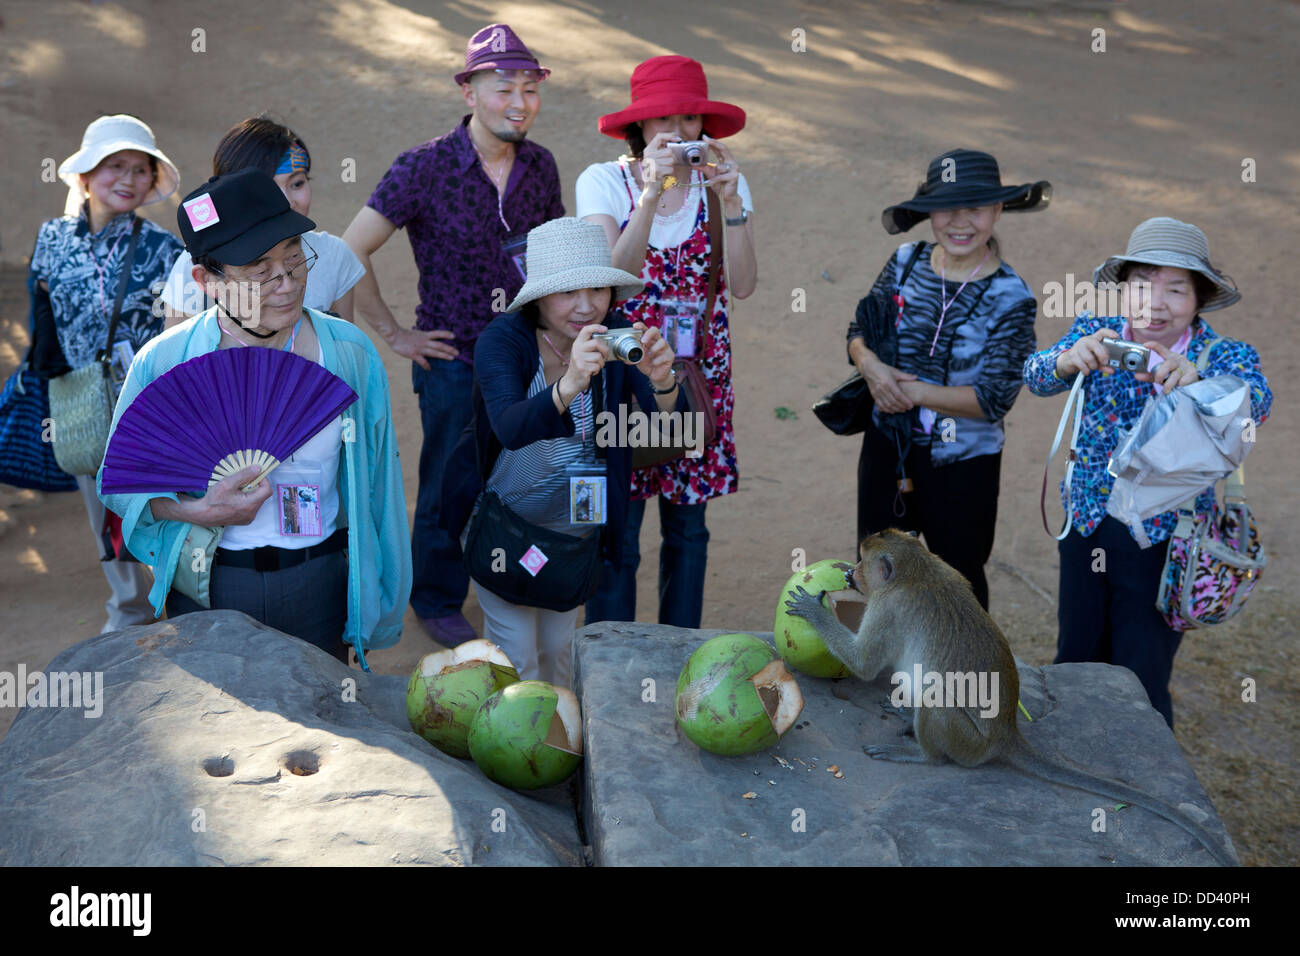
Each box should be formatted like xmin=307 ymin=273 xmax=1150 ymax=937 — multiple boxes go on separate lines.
xmin=506 ymin=218 xmax=644 ymax=313
xmin=1093 ymin=217 xmax=1240 ymax=312
xmin=58 ymin=114 xmax=180 ymax=216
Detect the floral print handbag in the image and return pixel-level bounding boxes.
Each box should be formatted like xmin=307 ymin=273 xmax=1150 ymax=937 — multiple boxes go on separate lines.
xmin=1155 ymin=468 xmax=1265 ymax=631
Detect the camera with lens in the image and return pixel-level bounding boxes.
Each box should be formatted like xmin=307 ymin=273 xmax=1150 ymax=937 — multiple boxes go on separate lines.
xmin=594 ymin=329 xmax=644 ymax=364
xmin=669 ymin=140 xmax=711 ymax=167
xmin=1101 ymin=338 xmax=1152 ymax=372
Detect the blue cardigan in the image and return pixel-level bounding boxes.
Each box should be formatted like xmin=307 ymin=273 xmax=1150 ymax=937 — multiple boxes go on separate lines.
xmin=441 ymin=310 xmax=689 ymax=568
xmin=97 ymin=306 xmax=412 ymax=670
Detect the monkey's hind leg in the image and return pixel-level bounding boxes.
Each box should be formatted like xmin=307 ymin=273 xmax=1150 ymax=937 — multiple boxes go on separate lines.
xmin=878 ymin=698 xmax=916 ymax=737
xmin=864 ymin=707 xmax=934 ymax=762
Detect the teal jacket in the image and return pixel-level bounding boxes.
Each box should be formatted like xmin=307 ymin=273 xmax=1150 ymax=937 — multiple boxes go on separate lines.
xmin=96 ymin=306 xmax=411 ymax=669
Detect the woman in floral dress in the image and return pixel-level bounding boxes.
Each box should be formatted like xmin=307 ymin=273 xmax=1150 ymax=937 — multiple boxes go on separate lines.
xmin=577 ymin=55 xmax=756 ymax=627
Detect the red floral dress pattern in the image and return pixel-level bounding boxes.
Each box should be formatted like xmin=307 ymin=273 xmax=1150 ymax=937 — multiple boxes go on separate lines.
xmin=616 ymin=168 xmax=738 ymax=505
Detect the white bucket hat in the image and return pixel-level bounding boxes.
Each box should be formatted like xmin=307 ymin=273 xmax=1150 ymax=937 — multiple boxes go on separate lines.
xmin=506 ymin=217 xmax=644 ymax=313
xmin=58 ymin=114 xmax=181 ymax=217
xmin=1093 ymin=217 xmax=1240 ymax=312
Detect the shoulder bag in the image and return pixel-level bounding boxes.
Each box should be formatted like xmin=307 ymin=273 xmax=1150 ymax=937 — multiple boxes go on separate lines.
xmin=813 ymin=241 xmax=926 ymax=435
xmin=462 ymin=373 xmax=605 ymax=613
xmin=630 ymin=187 xmax=723 ymax=468
xmin=48 ymin=217 xmax=142 ymax=476
xmin=1155 ymin=337 xmax=1266 ymax=630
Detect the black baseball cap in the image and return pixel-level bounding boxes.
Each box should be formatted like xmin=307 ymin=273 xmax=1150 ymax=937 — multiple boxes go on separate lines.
xmin=176 ymin=167 xmax=316 ymax=265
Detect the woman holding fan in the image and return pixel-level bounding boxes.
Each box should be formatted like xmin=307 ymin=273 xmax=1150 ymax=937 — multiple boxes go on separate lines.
xmin=98 ymin=169 xmax=410 ymax=668
xmin=30 ymin=114 xmax=184 ymax=632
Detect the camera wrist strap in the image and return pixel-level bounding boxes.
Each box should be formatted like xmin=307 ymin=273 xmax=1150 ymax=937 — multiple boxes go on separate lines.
xmin=1041 ymin=371 xmax=1085 ymax=540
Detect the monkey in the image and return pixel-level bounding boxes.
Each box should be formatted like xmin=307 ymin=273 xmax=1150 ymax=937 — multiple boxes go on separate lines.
xmin=784 ymin=528 xmax=1237 ymax=867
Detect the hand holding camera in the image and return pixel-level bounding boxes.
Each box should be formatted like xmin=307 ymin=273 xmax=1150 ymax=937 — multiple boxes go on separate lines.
xmin=629 ymin=323 xmax=676 ymax=390
xmin=1055 ymin=327 xmax=1122 ymax=378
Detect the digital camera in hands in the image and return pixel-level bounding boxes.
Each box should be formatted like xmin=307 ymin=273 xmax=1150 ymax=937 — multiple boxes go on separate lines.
xmin=595 ymin=329 xmax=644 ymax=364
xmin=669 ymin=141 xmax=711 ymax=167
xmin=1101 ymin=338 xmax=1152 ymax=372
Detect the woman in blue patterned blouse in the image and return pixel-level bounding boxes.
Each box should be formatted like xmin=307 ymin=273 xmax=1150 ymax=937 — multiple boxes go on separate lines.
xmin=848 ymin=149 xmax=1050 ymax=609
xmin=30 ymin=114 xmax=184 ymax=631
xmin=1023 ymin=217 xmax=1272 ymax=727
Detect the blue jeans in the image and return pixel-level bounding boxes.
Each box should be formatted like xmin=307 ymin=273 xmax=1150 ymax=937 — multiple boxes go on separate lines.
xmin=411 ymin=359 xmax=475 ymax=619
xmin=585 ymin=496 xmax=709 ymax=628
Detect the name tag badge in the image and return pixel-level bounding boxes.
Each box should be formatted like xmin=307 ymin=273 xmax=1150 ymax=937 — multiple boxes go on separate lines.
xmin=661 ymin=297 xmax=704 ymax=358
xmin=502 ymin=233 xmax=529 ymax=284
xmin=566 ymin=462 xmax=607 ymax=526
xmin=277 ymin=483 xmax=322 ymax=536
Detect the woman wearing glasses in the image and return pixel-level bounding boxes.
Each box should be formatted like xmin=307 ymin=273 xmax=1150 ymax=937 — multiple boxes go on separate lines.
xmin=28 ymin=114 xmax=185 ymax=632
xmin=159 ymin=114 xmax=365 ymax=325
xmin=99 ymin=168 xmax=410 ymax=667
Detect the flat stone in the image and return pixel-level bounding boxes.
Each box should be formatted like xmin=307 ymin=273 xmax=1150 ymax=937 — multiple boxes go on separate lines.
xmin=573 ymin=624 xmax=1237 ymax=866
xmin=0 ymin=611 xmax=581 ymax=866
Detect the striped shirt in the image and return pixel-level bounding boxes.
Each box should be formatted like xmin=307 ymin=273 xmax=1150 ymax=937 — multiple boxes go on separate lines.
xmin=849 ymin=241 xmax=1038 ymax=465
xmin=487 ymin=358 xmax=598 ymax=536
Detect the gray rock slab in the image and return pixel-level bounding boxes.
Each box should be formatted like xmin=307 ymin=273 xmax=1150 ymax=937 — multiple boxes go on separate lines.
xmin=573 ymin=624 xmax=1237 ymax=866
xmin=0 ymin=611 xmax=581 ymax=866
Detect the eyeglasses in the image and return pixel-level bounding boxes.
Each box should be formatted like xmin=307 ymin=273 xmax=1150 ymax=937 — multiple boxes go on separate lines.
xmin=216 ymin=237 xmax=317 ymax=292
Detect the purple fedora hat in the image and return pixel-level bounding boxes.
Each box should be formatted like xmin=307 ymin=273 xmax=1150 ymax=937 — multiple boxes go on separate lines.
xmin=454 ymin=23 xmax=550 ymax=85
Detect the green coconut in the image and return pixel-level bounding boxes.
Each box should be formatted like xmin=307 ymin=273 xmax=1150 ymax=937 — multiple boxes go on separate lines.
xmin=468 ymin=681 xmax=583 ymax=790
xmin=675 ymin=633 xmax=804 ymax=756
xmin=406 ymin=639 xmax=520 ymax=758
xmin=775 ymin=559 xmax=864 ymax=678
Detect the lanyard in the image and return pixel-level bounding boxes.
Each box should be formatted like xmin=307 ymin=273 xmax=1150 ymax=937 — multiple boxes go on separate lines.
xmin=931 ymin=246 xmax=991 ymax=357
xmin=220 ymin=316 xmax=302 ymax=352
xmin=93 ymin=229 xmax=129 ymax=321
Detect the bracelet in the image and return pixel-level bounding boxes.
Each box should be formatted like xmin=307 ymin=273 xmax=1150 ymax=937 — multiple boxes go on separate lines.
xmin=725 ymin=208 xmax=749 ymax=226
xmin=651 ymin=369 xmax=678 ymax=394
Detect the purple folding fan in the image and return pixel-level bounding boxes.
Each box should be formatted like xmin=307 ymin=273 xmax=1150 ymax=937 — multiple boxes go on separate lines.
xmin=101 ymin=347 xmax=358 ymax=495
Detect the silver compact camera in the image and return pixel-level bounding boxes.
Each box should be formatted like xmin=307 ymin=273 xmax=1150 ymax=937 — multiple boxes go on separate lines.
xmin=668 ymin=140 xmax=711 ymax=167
xmin=594 ymin=329 xmax=644 ymax=364
xmin=1101 ymin=338 xmax=1152 ymax=372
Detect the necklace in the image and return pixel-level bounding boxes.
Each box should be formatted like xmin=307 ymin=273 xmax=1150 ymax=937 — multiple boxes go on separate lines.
xmin=541 ymin=331 xmax=569 ymax=367
xmin=473 ymin=142 xmax=512 ymax=230
xmin=930 ymin=245 xmax=992 ymax=357
xmin=220 ymin=315 xmax=302 ymax=352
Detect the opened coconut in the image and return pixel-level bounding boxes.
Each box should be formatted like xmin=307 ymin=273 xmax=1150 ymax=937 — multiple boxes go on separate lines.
xmin=675 ymin=633 xmax=804 ymax=756
xmin=468 ymin=681 xmax=583 ymax=790
xmin=775 ymin=560 xmax=865 ymax=678
xmin=406 ymin=639 xmax=520 ymax=758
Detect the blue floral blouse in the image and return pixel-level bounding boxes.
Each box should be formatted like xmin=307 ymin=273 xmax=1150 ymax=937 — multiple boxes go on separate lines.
xmin=1023 ymin=312 xmax=1272 ymax=544
xmin=28 ymin=205 xmax=184 ymax=370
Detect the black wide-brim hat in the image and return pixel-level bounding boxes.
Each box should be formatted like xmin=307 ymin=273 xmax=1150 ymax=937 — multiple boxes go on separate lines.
xmin=177 ymin=167 xmax=315 ymax=266
xmin=881 ymin=148 xmax=1051 ymax=235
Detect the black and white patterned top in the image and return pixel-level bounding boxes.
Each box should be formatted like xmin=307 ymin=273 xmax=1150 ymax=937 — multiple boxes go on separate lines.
xmin=849 ymin=240 xmax=1038 ymax=466
xmin=29 ymin=205 xmax=183 ymax=370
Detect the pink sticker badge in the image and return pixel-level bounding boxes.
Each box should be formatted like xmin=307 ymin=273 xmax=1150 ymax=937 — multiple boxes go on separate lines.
xmin=183 ymin=193 xmax=220 ymax=232
xmin=519 ymin=545 xmax=549 ymax=577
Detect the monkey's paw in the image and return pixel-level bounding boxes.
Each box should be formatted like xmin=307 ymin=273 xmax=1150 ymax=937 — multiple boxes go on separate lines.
xmin=863 ymin=743 xmax=927 ymax=763
xmin=783 ymin=585 xmax=826 ymax=621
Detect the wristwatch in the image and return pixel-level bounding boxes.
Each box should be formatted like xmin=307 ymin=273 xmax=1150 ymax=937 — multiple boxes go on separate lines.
xmin=725 ymin=208 xmax=749 ymax=226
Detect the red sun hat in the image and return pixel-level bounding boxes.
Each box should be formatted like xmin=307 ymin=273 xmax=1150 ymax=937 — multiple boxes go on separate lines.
xmin=598 ymin=56 xmax=745 ymax=140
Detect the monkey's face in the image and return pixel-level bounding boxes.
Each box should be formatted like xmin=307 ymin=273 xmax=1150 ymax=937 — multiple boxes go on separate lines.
xmin=855 ymin=529 xmax=919 ymax=594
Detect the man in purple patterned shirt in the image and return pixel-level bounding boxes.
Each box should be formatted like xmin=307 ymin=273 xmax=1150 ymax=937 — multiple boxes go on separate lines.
xmin=343 ymin=23 xmax=564 ymax=646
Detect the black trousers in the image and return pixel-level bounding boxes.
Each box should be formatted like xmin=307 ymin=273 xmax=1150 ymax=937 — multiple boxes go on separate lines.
xmin=1056 ymin=517 xmax=1183 ymax=728
xmin=857 ymin=421 xmax=1001 ymax=610
xmin=166 ymin=549 xmax=350 ymax=664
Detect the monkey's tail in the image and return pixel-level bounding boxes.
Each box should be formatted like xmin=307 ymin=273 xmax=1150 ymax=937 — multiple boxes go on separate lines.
xmin=1003 ymin=738 xmax=1238 ymax=867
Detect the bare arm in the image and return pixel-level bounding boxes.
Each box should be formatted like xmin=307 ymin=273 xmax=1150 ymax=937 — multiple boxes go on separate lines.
xmin=341 ymin=206 xmax=455 ymax=368
xmin=147 ymin=466 xmax=271 ymax=526
xmin=329 ymin=288 xmax=355 ymax=323
xmin=897 ymin=381 xmax=985 ymax=419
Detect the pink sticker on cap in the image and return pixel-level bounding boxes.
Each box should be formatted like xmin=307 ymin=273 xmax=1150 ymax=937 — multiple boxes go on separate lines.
xmin=183 ymin=193 xmax=220 ymax=231
xmin=519 ymin=545 xmax=548 ymax=577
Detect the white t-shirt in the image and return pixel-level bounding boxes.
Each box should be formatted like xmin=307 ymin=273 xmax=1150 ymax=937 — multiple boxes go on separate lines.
xmin=159 ymin=230 xmax=365 ymax=316
xmin=575 ymin=159 xmax=753 ymax=251
xmin=218 ymin=329 xmax=345 ymax=550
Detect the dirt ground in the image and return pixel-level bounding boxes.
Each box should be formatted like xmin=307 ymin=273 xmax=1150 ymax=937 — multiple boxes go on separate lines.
xmin=1 ymin=0 xmax=1296 ymax=866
